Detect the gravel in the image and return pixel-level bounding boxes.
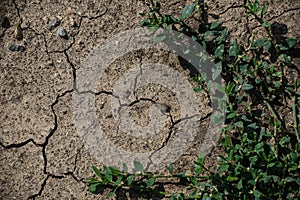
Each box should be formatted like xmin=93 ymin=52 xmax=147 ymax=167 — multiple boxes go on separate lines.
xmin=8 ymin=43 xmax=25 ymax=52
xmin=57 ymin=27 xmax=68 ymax=39
xmin=46 ymin=17 xmax=60 ymax=31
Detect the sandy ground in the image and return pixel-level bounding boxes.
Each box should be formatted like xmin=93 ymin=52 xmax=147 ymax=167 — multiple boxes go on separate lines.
xmin=0 ymin=0 xmax=299 ymax=199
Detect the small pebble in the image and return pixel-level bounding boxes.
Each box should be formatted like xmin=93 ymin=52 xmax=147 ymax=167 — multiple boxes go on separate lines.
xmin=156 ymin=103 xmax=171 ymax=114
xmin=58 ymin=27 xmax=68 ymax=39
xmin=8 ymin=43 xmax=25 ymax=52
xmin=1 ymin=16 xmax=10 ymax=28
xmin=46 ymin=17 xmax=60 ymax=31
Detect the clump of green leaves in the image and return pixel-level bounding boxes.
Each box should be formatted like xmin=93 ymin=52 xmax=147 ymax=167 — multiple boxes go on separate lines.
xmin=88 ymin=0 xmax=300 ymax=199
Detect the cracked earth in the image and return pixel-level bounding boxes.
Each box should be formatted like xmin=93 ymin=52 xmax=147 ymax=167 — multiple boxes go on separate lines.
xmin=0 ymin=0 xmax=299 ymax=199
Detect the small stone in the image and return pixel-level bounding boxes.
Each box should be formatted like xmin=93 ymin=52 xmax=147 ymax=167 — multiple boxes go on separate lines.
xmin=1 ymin=16 xmax=10 ymax=28
xmin=8 ymin=43 xmax=25 ymax=52
xmin=8 ymin=43 xmax=18 ymax=51
xmin=17 ymin=45 xmax=25 ymax=51
xmin=46 ymin=17 xmax=60 ymax=31
xmin=58 ymin=27 xmax=68 ymax=39
xmin=156 ymin=103 xmax=171 ymax=114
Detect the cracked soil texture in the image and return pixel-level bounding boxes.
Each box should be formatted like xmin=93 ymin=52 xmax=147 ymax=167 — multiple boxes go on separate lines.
xmin=0 ymin=0 xmax=299 ymax=199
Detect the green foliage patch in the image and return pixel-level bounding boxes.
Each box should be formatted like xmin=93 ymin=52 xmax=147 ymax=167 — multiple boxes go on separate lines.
xmin=88 ymin=0 xmax=300 ymax=199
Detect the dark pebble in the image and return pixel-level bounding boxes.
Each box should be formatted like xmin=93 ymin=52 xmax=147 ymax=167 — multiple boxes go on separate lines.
xmin=46 ymin=17 xmax=60 ymax=31
xmin=8 ymin=43 xmax=25 ymax=52
xmin=58 ymin=27 xmax=68 ymax=39
xmin=1 ymin=16 xmax=10 ymax=28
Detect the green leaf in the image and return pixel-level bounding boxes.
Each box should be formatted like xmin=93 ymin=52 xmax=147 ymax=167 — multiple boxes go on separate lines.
xmin=229 ymin=39 xmax=239 ymax=58
xmin=154 ymin=34 xmax=168 ymax=42
xmin=235 ymin=121 xmax=244 ymax=128
xmin=155 ymin=0 xmax=161 ymax=11
xmin=197 ymin=153 xmax=205 ymax=165
xmin=278 ymin=54 xmax=292 ymax=63
xmin=194 ymin=164 xmax=203 ymax=174
xmin=218 ymin=164 xmax=229 ymax=172
xmin=215 ymin=44 xmax=225 ymax=58
xmin=285 ymin=177 xmax=295 ymax=182
xmin=140 ymin=18 xmax=151 ymax=26
xmin=211 ymin=111 xmax=223 ymax=124
xmin=110 ymin=166 xmax=121 ymax=175
xmin=181 ymin=3 xmax=196 ymax=19
xmin=190 ymin=176 xmax=198 ymax=186
xmin=162 ymin=15 xmax=178 ymax=25
xmin=261 ymin=4 xmax=267 ymax=18
xmin=122 ymin=163 xmax=128 ymax=173
xmin=262 ymin=22 xmax=271 ymax=27
xmin=147 ymin=25 xmax=160 ymax=32
xmin=280 ymin=37 xmax=297 ymax=50
xmin=253 ymin=38 xmax=271 ymax=51
xmin=114 ymin=176 xmax=123 ymax=186
xmin=210 ymin=21 xmax=222 ymax=29
xmin=127 ymin=174 xmax=135 ymax=185
xmin=212 ymin=62 xmax=222 ymax=81
xmin=227 ymin=111 xmax=237 ymax=119
xmin=194 ymin=153 xmax=205 ymax=174
xmin=193 ymin=88 xmax=203 ymax=92
xmin=253 ymin=38 xmax=268 ymax=46
xmin=250 ymin=0 xmax=260 ymax=14
xmin=279 ymin=136 xmax=290 ymax=146
xmin=285 ymin=37 xmax=297 ymax=48
xmin=104 ymin=166 xmax=112 ymax=182
xmin=237 ymin=179 xmax=243 ymax=189
xmin=145 ymin=177 xmax=155 ymax=188
xmin=88 ymin=183 xmax=101 ymax=193
xmin=295 ymin=79 xmax=300 ymax=88
xmin=253 ymin=189 xmax=262 ymax=199
xmin=204 ymin=31 xmax=219 ymax=42
xmin=87 ymin=177 xmax=99 ymax=185
xmin=242 ymin=83 xmax=254 ymax=91
xmin=239 ymin=64 xmax=249 ymax=74
xmin=226 ymin=176 xmax=237 ymax=182
xmin=176 ymin=171 xmax=186 ymax=176
xmin=289 ymin=163 xmax=298 ymax=171
xmin=92 ymin=166 xmax=102 ymax=178
xmin=108 ymin=187 xmax=118 ymax=197
xmin=134 ymin=160 xmax=144 ymax=172
xmin=216 ymin=29 xmax=227 ymax=44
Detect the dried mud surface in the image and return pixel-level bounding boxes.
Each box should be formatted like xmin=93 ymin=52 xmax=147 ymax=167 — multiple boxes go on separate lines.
xmin=0 ymin=0 xmax=299 ymax=199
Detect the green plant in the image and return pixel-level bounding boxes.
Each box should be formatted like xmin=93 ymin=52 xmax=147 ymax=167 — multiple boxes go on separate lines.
xmin=88 ymin=0 xmax=300 ymax=199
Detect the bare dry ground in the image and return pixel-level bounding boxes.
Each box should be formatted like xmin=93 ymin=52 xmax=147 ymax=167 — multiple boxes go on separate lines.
xmin=0 ymin=0 xmax=299 ymax=199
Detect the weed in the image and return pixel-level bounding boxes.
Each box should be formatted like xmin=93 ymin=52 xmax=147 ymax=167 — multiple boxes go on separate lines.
xmin=88 ymin=0 xmax=300 ymax=199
